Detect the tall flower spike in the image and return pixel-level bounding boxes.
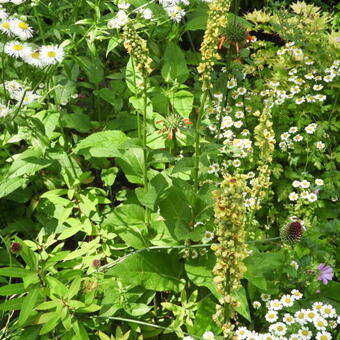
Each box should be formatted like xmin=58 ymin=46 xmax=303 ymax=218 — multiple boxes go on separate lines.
xmin=280 ymin=220 xmax=305 ymax=244
xmin=197 ymin=0 xmax=232 ymax=89
xmin=122 ymin=20 xmax=152 ymax=77
xmin=211 ymin=173 xmax=249 ymax=337
xmin=250 ymin=103 xmax=276 ymax=210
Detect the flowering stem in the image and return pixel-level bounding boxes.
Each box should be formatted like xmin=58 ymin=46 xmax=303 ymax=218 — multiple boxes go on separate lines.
xmin=194 ymin=90 xmax=209 ymax=193
xmin=142 ymin=77 xmax=151 ymax=227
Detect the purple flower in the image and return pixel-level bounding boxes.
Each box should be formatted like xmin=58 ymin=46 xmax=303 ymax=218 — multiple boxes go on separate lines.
xmin=314 ymin=189 xmax=320 ymax=194
xmin=318 ymin=263 xmax=333 ymax=285
xmin=337 ymin=37 xmax=340 ymax=43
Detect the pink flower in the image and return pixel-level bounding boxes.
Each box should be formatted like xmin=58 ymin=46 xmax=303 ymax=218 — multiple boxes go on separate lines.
xmin=318 ymin=264 xmax=333 ymax=285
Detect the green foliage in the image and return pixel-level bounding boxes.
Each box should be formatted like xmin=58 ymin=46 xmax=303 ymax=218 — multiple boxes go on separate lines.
xmin=0 ymin=0 xmax=338 ymax=339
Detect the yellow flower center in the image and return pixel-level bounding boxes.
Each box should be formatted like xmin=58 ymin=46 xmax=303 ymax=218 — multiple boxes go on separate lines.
xmin=277 ymin=326 xmax=284 ymax=331
xmin=302 ymin=330 xmax=309 ymax=336
xmin=13 ymin=44 xmax=23 ymax=51
xmin=2 ymin=22 xmax=10 ymax=29
xmin=297 ymin=313 xmax=304 ymax=319
xmin=324 ymin=308 xmax=331 ymax=314
xmin=19 ymin=22 xmax=29 ymax=30
xmin=317 ymin=321 xmax=324 ymax=327
xmin=47 ymin=51 xmax=56 ymax=58
xmin=274 ymin=302 xmax=280 ymax=307
xmin=285 ymin=298 xmax=291 ymax=303
xmin=320 ymin=336 xmax=328 ymax=340
xmin=31 ymin=52 xmax=40 ymax=59
xmin=308 ymin=312 xmax=315 ymax=318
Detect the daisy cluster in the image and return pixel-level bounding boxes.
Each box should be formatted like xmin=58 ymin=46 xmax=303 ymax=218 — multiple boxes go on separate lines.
xmin=158 ymin=0 xmax=212 ymax=23
xmin=0 ymin=4 xmax=64 ymax=67
xmin=235 ymin=290 xmax=339 ymax=339
xmin=258 ymin=42 xmax=339 ymax=107
xmin=0 ymin=0 xmax=27 ymax=4
xmin=288 ymin=177 xmax=324 ymax=203
xmin=279 ymin=123 xmax=325 ymax=151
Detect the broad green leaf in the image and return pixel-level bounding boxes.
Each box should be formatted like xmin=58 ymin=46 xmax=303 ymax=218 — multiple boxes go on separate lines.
xmin=172 ymin=90 xmax=194 ymax=117
xmin=0 ymin=283 xmax=27 ymax=296
xmin=46 ymin=277 xmax=69 ymax=298
xmin=184 ymin=9 xmax=208 ymax=31
xmin=103 ymin=204 xmax=148 ymax=249
xmin=61 ymin=112 xmax=92 ymax=133
xmin=73 ymin=320 xmax=89 ymax=340
xmin=53 ymin=78 xmax=76 ymax=105
xmin=0 ymin=177 xmax=27 ymax=199
xmin=0 ymin=297 xmax=24 ymax=311
xmin=0 ymin=267 xmax=34 ymax=277
xmin=161 ymin=42 xmax=189 ymax=83
xmin=8 ymin=149 xmax=52 ymax=178
xmin=106 ymin=252 xmax=185 ymax=292
xmin=18 ymin=288 xmax=40 ymax=325
xmin=39 ymin=312 xmax=60 ymax=335
xmin=63 ymin=237 xmax=101 ymax=261
xmin=74 ymin=130 xmax=131 ymax=158
xmin=75 ymin=55 xmax=104 ymax=85
xmin=185 ymin=252 xmax=220 ymax=299
xmin=67 ymin=276 xmax=82 ymax=299
xmin=106 ymin=36 xmax=122 ymax=56
xmin=135 ymin=187 xmax=158 ymax=210
xmin=101 ymin=167 xmax=119 ymax=186
xmin=231 ymin=287 xmax=251 ymax=322
xmin=36 ymin=300 xmax=60 ymax=310
xmin=116 ymin=148 xmax=144 ymax=184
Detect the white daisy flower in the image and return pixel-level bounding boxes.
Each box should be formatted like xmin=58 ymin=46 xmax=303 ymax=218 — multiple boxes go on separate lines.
xmin=0 ymin=103 xmax=10 ymax=118
xmin=260 ymin=293 xmax=271 ymax=302
xmin=183 ymin=336 xmax=194 ymax=340
xmin=298 ymin=327 xmax=312 ymax=340
xmin=227 ymin=78 xmax=237 ymax=89
xmin=253 ymin=301 xmax=261 ymax=309
xmin=316 ymin=141 xmax=325 ymax=150
xmin=283 ymin=313 xmax=295 ymax=325
xmin=314 ymin=317 xmax=328 ymax=330
xmin=305 ymin=309 xmax=318 ymax=322
xmin=312 ymin=302 xmax=324 ymax=312
xmin=235 ymin=327 xmax=249 ymax=339
xmin=207 ymin=163 xmax=219 ymax=174
xmin=305 ymin=123 xmax=317 ymax=134
xmin=295 ymin=97 xmax=305 ymax=104
xmin=301 ymin=191 xmax=309 ymax=199
xmin=290 ymin=260 xmax=299 ymax=270
xmin=235 ymin=110 xmax=244 ymax=119
xmin=281 ymin=294 xmax=294 ymax=307
xmin=40 ymin=45 xmax=64 ymax=65
xmin=315 ymin=178 xmax=324 ymax=186
xmin=23 ymin=50 xmax=44 ymax=68
xmin=289 ymin=126 xmax=298 ymax=133
xmin=293 ymin=134 xmax=303 ymax=142
xmin=202 ymin=331 xmax=215 ymax=340
xmin=289 ymin=335 xmax=300 ymax=340
xmin=0 ymin=20 xmax=12 ymax=36
xmin=241 ymin=129 xmax=249 ymax=136
xmin=307 ymin=193 xmax=317 ymax=202
xmin=289 ymin=192 xmax=299 ymax=201
xmin=316 ymin=331 xmax=332 ymax=340
xmin=262 ymin=334 xmax=275 ymax=340
xmin=203 ymin=231 xmax=214 ymax=242
xmin=321 ymin=304 xmax=336 ymax=318
xmin=269 ymin=299 xmax=282 ymax=311
xmin=323 ymin=75 xmax=334 ymax=83
xmin=300 ymin=180 xmax=310 ymax=189
xmin=291 ymin=289 xmax=303 ymax=300
xmin=13 ymin=90 xmax=39 ymax=105
xmin=117 ymin=2 xmax=130 ymax=10
xmin=232 ymin=159 xmax=241 ymax=168
xmin=237 ymin=87 xmax=247 ymax=95
xmin=295 ymin=309 xmax=308 ymax=324
xmin=281 ymin=132 xmax=290 ymax=141
xmin=108 ymin=9 xmax=129 ymax=28
xmin=4 ymin=40 xmax=31 ymax=58
xmin=234 ymin=120 xmax=243 ymax=128
xmin=313 ymin=84 xmax=324 ymax=91
xmin=9 ymin=18 xmax=33 ymax=40
xmin=292 ymin=180 xmax=301 ymax=188
xmin=269 ymin=322 xmax=287 ymax=336
xmin=264 ymin=310 xmax=278 ymax=323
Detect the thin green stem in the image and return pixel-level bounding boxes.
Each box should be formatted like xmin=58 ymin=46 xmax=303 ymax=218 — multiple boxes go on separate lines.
xmin=142 ymin=77 xmax=151 ymax=227
xmin=33 ymin=6 xmax=46 ymax=44
xmin=194 ymin=91 xmax=209 ymax=194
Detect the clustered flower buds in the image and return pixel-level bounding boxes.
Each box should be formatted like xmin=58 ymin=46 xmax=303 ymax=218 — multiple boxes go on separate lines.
xmin=122 ymin=20 xmax=153 ymax=76
xmin=250 ymin=104 xmax=276 ymax=209
xmin=10 ymin=242 xmax=21 ymax=254
xmin=280 ymin=220 xmax=305 ymax=244
xmin=197 ymin=0 xmax=232 ymax=89
xmin=211 ymin=173 xmax=249 ymax=337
